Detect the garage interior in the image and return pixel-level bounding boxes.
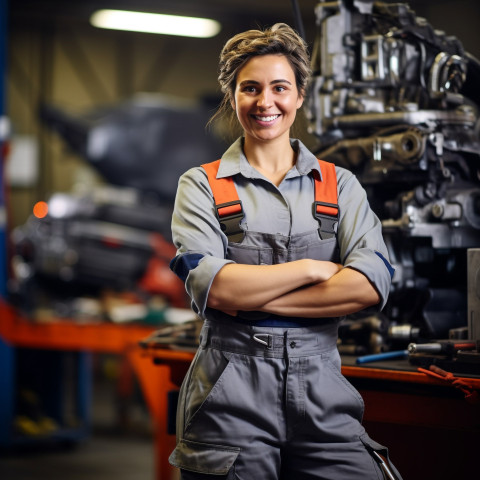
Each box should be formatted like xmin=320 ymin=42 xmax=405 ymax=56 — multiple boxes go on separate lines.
xmin=1 ymin=1 xmax=480 ymax=479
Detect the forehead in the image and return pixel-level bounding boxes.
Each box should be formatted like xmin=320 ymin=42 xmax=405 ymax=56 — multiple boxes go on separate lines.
xmin=237 ymin=54 xmax=296 ymax=83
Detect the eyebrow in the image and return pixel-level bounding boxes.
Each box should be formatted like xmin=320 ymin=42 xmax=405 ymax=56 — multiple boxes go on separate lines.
xmin=238 ymin=79 xmax=293 ymax=87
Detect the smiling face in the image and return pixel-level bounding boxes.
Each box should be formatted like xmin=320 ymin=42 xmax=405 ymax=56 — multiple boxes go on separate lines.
xmin=232 ymin=54 xmax=304 ymax=145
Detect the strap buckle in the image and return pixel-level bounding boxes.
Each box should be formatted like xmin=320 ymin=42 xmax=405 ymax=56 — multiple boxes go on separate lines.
xmin=215 ymin=200 xmax=245 ymax=243
xmin=313 ymin=201 xmax=339 ymax=240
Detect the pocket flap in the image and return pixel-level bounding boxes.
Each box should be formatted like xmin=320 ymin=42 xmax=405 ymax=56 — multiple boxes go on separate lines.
xmin=360 ymin=433 xmax=387 ymax=454
xmin=360 ymin=434 xmax=403 ymax=480
xmin=169 ymin=439 xmax=240 ymax=475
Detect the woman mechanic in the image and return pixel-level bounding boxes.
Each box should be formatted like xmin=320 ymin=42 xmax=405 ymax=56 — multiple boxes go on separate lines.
xmin=168 ymin=23 xmax=402 ymax=480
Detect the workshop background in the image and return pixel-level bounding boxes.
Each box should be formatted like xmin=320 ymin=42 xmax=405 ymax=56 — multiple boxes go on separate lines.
xmin=1 ymin=1 xmax=480 ymax=480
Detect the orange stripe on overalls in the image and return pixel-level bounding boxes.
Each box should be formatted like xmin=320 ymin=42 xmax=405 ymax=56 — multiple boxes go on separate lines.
xmin=202 ymin=159 xmax=338 ymax=241
xmin=202 ymin=159 xmax=245 ymax=242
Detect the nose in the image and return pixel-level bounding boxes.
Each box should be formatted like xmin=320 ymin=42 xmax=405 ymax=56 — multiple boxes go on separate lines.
xmin=257 ymin=90 xmax=272 ymax=109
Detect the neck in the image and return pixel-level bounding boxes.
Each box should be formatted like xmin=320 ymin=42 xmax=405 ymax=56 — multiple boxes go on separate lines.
xmin=243 ymin=136 xmax=296 ymax=186
xmin=244 ymin=135 xmax=295 ymax=170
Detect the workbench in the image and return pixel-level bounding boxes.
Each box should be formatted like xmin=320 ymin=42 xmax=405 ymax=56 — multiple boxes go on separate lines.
xmin=0 ymin=299 xmax=178 ymax=475
xmin=1 ymin=300 xmax=479 ymax=480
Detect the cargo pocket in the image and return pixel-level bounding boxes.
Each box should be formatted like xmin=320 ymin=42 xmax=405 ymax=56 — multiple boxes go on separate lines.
xmin=360 ymin=433 xmax=403 ymax=480
xmin=227 ymin=243 xmax=273 ymax=265
xmin=169 ymin=438 xmax=240 ymax=479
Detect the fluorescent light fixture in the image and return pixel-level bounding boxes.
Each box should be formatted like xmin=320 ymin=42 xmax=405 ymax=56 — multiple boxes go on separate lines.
xmin=90 ymin=9 xmax=221 ymax=38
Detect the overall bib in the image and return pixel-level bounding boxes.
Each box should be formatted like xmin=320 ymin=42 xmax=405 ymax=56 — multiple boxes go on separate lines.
xmin=169 ymin=161 xmax=402 ymax=480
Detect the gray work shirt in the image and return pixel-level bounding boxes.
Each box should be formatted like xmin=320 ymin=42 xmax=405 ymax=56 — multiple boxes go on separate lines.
xmin=171 ymin=137 xmax=394 ymax=318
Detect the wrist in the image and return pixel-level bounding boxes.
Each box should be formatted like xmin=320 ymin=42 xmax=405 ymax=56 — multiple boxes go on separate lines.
xmin=303 ymin=259 xmax=322 ymax=283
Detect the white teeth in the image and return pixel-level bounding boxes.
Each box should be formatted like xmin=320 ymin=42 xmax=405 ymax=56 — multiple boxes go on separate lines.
xmin=255 ymin=114 xmax=279 ymax=122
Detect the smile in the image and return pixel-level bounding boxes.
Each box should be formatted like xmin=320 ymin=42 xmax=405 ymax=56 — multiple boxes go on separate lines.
xmin=253 ymin=114 xmax=280 ymax=122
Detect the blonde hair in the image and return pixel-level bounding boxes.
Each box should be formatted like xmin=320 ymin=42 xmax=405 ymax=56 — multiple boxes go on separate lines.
xmin=210 ymin=23 xmax=311 ymax=132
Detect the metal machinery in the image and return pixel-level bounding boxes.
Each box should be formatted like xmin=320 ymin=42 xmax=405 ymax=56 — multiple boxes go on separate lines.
xmin=9 ymin=96 xmax=228 ymax=319
xmin=304 ymin=0 xmax=480 ymax=358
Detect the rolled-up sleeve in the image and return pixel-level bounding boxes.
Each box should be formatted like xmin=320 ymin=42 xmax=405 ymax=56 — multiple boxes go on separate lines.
xmin=336 ymin=169 xmax=394 ymax=309
xmin=170 ymin=167 xmax=234 ymax=317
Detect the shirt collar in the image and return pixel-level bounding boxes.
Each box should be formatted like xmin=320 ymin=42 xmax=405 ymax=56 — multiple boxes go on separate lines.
xmin=217 ymin=137 xmax=323 ymax=181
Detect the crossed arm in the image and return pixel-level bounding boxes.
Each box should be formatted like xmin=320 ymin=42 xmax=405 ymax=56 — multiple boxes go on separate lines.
xmin=207 ymin=259 xmax=380 ymax=318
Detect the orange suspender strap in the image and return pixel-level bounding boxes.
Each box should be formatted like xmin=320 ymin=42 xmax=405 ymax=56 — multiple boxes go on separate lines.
xmin=314 ymin=159 xmax=339 ymax=239
xmin=201 ymin=158 xmax=338 ymax=241
xmin=201 ymin=159 xmax=245 ymax=242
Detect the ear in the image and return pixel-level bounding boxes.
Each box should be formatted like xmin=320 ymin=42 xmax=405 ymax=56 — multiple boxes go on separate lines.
xmin=296 ymin=92 xmax=304 ymax=109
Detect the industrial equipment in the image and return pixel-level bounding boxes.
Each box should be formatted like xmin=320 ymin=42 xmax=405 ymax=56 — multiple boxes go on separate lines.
xmin=305 ymin=0 xmax=480 ymax=365
xmin=9 ymin=95 xmax=228 ymax=319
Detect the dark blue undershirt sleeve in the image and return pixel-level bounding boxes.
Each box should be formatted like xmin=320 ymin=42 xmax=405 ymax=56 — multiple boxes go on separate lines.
xmin=375 ymin=251 xmax=395 ymax=279
xmin=170 ymin=253 xmax=205 ymax=282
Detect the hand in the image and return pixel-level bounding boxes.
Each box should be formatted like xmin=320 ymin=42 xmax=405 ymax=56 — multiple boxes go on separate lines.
xmin=307 ymin=260 xmax=343 ymax=283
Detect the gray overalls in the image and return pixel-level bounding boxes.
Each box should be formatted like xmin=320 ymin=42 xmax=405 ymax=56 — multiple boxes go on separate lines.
xmin=169 ymin=138 xmax=401 ymax=480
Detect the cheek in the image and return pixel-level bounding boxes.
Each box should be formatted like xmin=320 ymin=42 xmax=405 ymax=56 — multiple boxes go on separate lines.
xmin=283 ymin=97 xmax=301 ymax=114
xmin=234 ymin=100 xmax=249 ymax=119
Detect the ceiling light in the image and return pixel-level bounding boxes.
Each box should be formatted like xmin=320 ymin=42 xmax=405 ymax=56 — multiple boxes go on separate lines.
xmin=90 ymin=9 xmax=221 ymax=38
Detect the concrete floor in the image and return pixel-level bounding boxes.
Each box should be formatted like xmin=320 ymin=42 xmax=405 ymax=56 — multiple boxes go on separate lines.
xmin=0 ymin=355 xmax=158 ymax=480
xmin=0 ymin=433 xmax=155 ymax=480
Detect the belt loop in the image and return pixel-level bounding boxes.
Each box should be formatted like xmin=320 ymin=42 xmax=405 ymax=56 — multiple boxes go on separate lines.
xmin=253 ymin=333 xmax=273 ymax=349
xmin=199 ymin=325 xmax=209 ymax=348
